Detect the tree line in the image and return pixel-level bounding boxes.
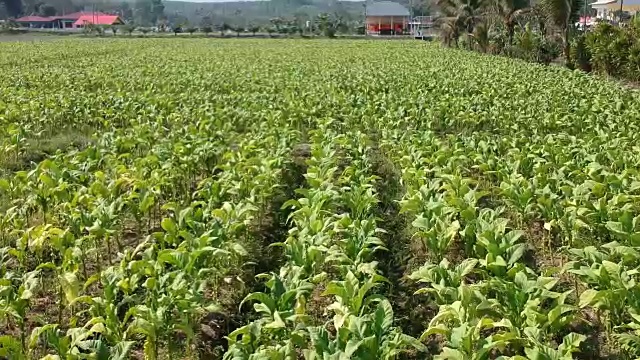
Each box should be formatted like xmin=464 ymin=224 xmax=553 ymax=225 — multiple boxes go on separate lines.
xmin=1 ymin=0 xmax=369 ymax=30
xmin=75 ymin=12 xmax=362 ymax=38
xmin=436 ymin=0 xmax=640 ymax=81
xmin=436 ymin=0 xmax=585 ymax=65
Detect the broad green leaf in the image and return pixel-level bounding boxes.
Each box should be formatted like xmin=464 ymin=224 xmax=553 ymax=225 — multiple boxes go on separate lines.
xmin=59 ymin=272 xmax=80 ymax=304
xmin=579 ymin=289 xmax=601 ymax=308
xmin=265 ymin=311 xmax=286 ymax=329
xmin=161 ymin=218 xmax=177 ymax=234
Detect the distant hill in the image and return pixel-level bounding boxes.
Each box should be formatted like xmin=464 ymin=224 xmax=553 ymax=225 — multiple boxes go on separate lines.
xmin=2 ymin=0 xmax=433 ymax=28
xmin=163 ymin=0 xmax=367 ymax=26
xmin=163 ymin=0 xmax=433 ymax=27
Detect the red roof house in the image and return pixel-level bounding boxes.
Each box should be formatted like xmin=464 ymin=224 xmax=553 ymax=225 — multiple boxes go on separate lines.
xmin=15 ymin=15 xmax=54 ymax=22
xmin=15 ymin=15 xmax=57 ymax=28
xmin=73 ymin=15 xmax=124 ymax=28
xmin=15 ymin=12 xmax=122 ymax=29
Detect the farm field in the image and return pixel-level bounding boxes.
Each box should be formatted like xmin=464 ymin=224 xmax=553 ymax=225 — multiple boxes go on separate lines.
xmin=2 ymin=38 xmax=640 ymax=359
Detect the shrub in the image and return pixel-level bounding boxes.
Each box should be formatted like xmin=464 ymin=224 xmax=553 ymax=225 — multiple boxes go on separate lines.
xmin=585 ymin=22 xmax=633 ymax=78
xmin=511 ymin=24 xmax=540 ymax=62
xmin=570 ymin=34 xmax=592 ymax=72
xmin=507 ymin=24 xmax=561 ymax=65
xmin=626 ymin=41 xmax=640 ymax=81
xmin=538 ymin=35 xmax=562 ymax=65
xmin=488 ymin=28 xmax=508 ymax=55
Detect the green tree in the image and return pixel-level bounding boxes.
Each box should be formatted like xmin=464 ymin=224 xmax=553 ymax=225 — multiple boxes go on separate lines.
xmin=124 ymin=24 xmax=136 ymax=35
xmin=233 ymin=25 xmax=243 ymax=37
xmin=248 ymin=24 xmax=260 ymax=36
xmin=316 ymin=13 xmax=336 ymax=37
xmin=491 ymin=0 xmax=529 ymax=45
xmin=120 ymin=1 xmax=133 ymax=21
xmin=134 ymin=0 xmax=164 ymax=26
xmin=218 ymin=22 xmax=231 ymax=36
xmin=472 ymin=20 xmax=490 ymax=52
xmin=539 ymin=0 xmax=581 ymax=66
xmin=38 ymin=4 xmax=56 ymax=17
xmin=270 ymin=17 xmax=284 ymax=33
xmin=437 ymin=0 xmax=490 ymax=43
xmin=1 ymin=0 xmax=22 ymax=17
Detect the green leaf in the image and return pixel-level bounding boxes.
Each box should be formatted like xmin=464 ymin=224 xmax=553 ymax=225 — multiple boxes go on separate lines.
xmin=265 ymin=311 xmax=286 ymax=329
xmin=435 ymin=347 xmax=465 ymax=360
xmin=83 ymin=273 xmax=101 ymax=292
xmin=559 ymin=332 xmax=586 ymax=354
xmin=412 ymin=215 xmax=430 ymax=229
xmin=601 ymin=260 xmax=620 ymax=276
xmin=579 ymin=289 xmax=601 ymax=308
xmin=40 ymin=355 xmax=61 ymax=360
xmin=355 ymin=278 xmax=380 ymax=313
xmin=322 ymin=282 xmax=348 ymax=300
xmin=59 ymin=272 xmax=80 ymax=304
xmin=458 ymin=258 xmax=478 ymax=277
xmin=421 ymin=324 xmax=449 ymax=341
xmin=508 ymin=244 xmax=526 ymax=265
xmin=110 ymin=341 xmax=135 ymax=360
xmin=29 ymin=324 xmax=58 ymax=349
xmin=0 ymin=335 xmax=22 ymax=358
xmin=161 ymin=218 xmax=177 ymax=234
xmin=139 ymin=193 xmax=155 ymax=212
xmin=230 ymin=243 xmax=248 ymax=256
xmin=0 ymin=179 xmax=9 ymax=192
xmin=374 ymin=299 xmax=394 ymax=332
xmin=241 ymin=292 xmax=276 ymax=314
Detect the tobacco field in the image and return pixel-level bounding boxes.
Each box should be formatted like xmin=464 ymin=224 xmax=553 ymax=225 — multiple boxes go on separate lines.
xmin=2 ymin=38 xmax=640 ymax=359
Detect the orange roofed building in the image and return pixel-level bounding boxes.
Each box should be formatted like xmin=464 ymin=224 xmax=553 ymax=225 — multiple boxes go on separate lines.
xmin=15 ymin=12 xmax=124 ymax=29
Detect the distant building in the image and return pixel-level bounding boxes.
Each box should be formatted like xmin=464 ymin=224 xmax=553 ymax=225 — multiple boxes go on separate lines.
xmin=73 ymin=15 xmax=124 ymax=28
xmin=15 ymin=12 xmax=123 ymax=29
xmin=365 ymin=1 xmax=410 ymax=35
xmin=592 ymin=0 xmax=640 ymax=19
xmin=14 ymin=15 xmax=55 ymax=28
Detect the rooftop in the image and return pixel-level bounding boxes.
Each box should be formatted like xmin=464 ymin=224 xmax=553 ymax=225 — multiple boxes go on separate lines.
xmin=15 ymin=15 xmax=54 ymax=22
xmin=16 ymin=12 xmax=111 ymax=23
xmin=74 ymin=14 xmax=122 ymax=26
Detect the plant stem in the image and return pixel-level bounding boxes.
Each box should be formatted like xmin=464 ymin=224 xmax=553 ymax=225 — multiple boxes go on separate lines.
xmin=58 ymin=283 xmax=64 ymax=325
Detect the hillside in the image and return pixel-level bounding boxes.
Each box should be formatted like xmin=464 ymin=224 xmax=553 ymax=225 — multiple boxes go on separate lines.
xmin=163 ymin=0 xmax=365 ymax=26
xmin=2 ymin=0 xmax=433 ymax=27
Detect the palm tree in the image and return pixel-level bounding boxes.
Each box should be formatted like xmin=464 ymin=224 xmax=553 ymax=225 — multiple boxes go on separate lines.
xmin=539 ymin=0 xmax=580 ymax=65
xmin=491 ymin=0 xmax=529 ymax=45
xmin=529 ymin=3 xmax=547 ymax=35
xmin=439 ymin=17 xmax=463 ymax=47
xmin=471 ymin=21 xmax=490 ymax=52
xmin=437 ymin=0 xmax=490 ymax=44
